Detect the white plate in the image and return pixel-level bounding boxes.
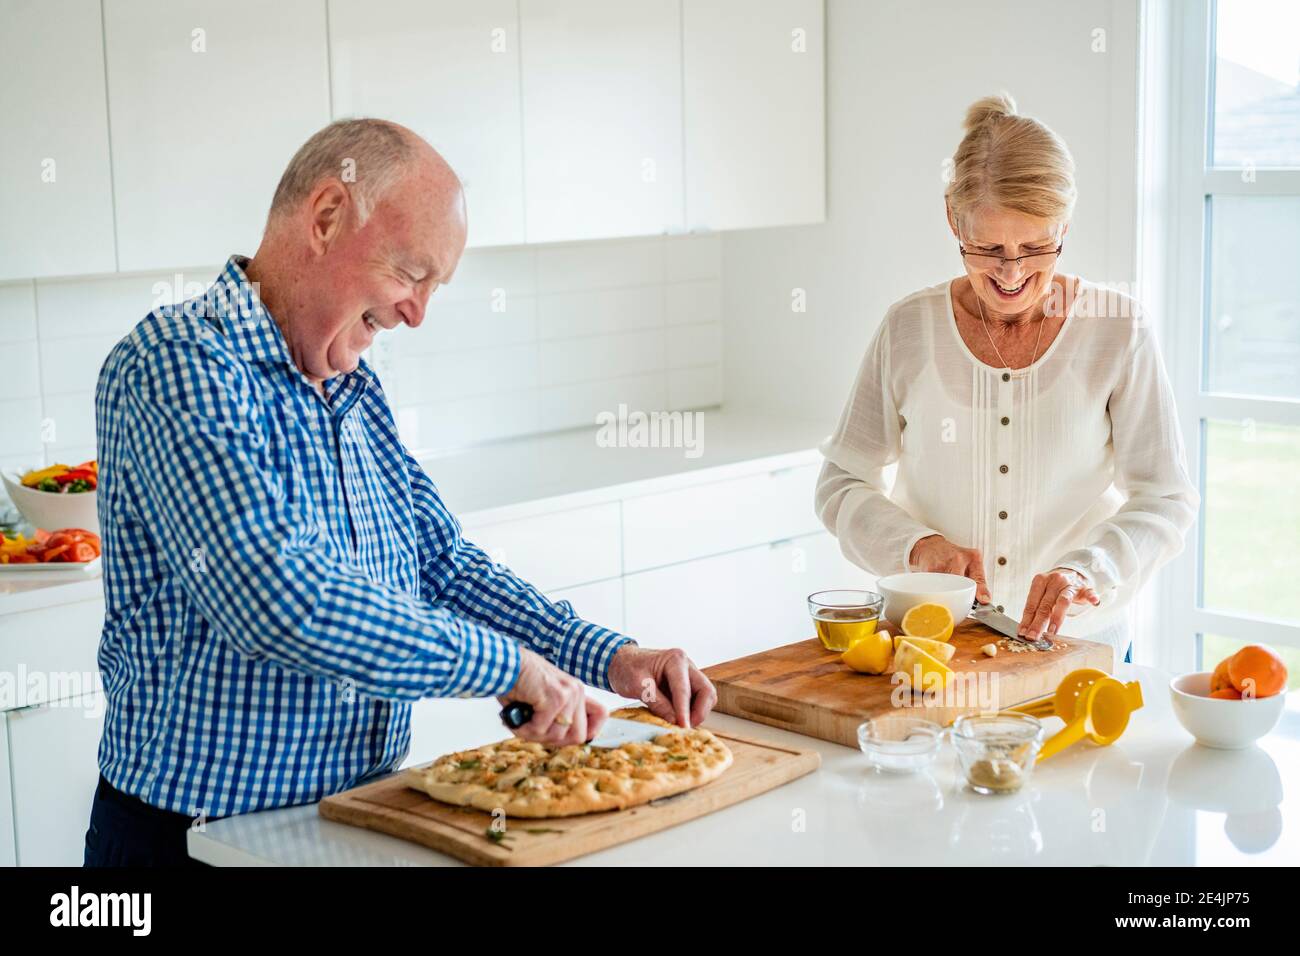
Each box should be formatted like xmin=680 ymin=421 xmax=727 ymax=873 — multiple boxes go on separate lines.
xmin=0 ymin=556 xmax=101 ymax=573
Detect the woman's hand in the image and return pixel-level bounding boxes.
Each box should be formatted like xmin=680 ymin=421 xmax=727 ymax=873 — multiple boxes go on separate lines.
xmin=908 ymin=534 xmax=991 ymax=604
xmin=607 ymin=644 xmax=717 ymax=729
xmin=498 ymin=648 xmax=608 ymax=747
xmin=1017 ymin=568 xmax=1101 ymax=641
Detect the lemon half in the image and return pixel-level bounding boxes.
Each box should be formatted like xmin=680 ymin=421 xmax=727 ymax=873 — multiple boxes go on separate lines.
xmin=901 ymin=602 xmax=955 ymax=643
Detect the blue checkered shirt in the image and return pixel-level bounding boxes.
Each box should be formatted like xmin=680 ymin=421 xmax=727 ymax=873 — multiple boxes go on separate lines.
xmin=93 ymin=256 xmax=632 ymax=818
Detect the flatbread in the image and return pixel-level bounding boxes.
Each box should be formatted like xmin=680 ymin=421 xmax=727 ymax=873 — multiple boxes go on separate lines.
xmin=403 ymin=707 xmax=733 ymax=818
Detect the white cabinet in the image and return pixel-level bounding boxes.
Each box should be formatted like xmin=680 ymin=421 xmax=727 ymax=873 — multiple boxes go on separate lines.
xmin=682 ymin=0 xmax=825 ymax=231
xmin=4 ymin=692 xmax=105 ymax=866
xmin=548 ymin=578 xmax=624 ymax=633
xmin=0 ymin=720 xmax=13 ymax=866
xmin=621 ymin=463 xmax=822 ymax=572
xmin=461 ymin=502 xmax=622 ymax=592
xmin=0 ymin=599 xmax=105 ymax=708
xmin=0 ymin=595 xmax=103 ymax=865
xmin=520 ymin=0 xmax=684 ymax=243
xmin=0 ymin=0 xmax=116 ymax=280
xmin=103 ymin=0 xmax=331 ymax=271
xmin=328 ymin=0 xmax=526 ymax=249
xmin=624 ymin=530 xmax=867 ymax=667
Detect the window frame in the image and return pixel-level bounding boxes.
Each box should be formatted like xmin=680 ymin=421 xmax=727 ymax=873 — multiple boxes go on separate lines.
xmin=1144 ymin=0 xmax=1300 ymax=674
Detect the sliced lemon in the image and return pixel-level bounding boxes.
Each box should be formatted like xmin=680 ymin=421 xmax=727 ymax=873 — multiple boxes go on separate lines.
xmin=891 ymin=634 xmax=956 ymax=662
xmin=894 ymin=640 xmax=955 ymax=690
xmin=901 ymin=602 xmax=955 ymax=643
xmin=841 ymin=630 xmax=893 ymax=674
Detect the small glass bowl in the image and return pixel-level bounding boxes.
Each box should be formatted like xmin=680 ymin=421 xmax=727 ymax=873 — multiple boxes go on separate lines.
xmin=809 ymin=589 xmax=884 ymax=651
xmin=857 ymin=715 xmax=943 ymax=773
xmin=951 ymin=713 xmax=1044 ymax=795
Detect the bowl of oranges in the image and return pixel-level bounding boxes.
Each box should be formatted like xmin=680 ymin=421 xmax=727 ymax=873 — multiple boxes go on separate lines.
xmin=1170 ymin=645 xmax=1288 ymax=749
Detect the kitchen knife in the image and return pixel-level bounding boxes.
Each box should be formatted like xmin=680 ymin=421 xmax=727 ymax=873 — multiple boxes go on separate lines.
xmin=970 ymin=601 xmax=1053 ymax=650
xmin=498 ymin=701 xmax=675 ymax=748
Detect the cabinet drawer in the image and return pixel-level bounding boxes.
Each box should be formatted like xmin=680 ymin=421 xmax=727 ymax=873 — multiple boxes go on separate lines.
xmin=0 ymin=600 xmax=104 ymax=710
xmin=547 ymin=578 xmax=624 ymax=634
xmin=6 ymin=691 xmax=105 ymax=865
xmin=461 ymin=503 xmax=621 ymax=592
xmin=621 ymin=463 xmax=821 ymax=572
xmin=623 ymin=530 xmax=864 ymax=667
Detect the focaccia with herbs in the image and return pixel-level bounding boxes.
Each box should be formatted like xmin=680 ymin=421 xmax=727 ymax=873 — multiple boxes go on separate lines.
xmin=404 ymin=707 xmax=732 ymax=818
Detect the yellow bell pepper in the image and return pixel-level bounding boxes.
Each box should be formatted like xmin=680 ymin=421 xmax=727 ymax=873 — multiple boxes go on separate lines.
xmin=20 ymin=465 xmax=69 ymax=488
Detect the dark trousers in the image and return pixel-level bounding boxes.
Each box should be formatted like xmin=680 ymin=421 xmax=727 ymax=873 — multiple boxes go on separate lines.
xmin=83 ymin=775 xmax=210 ymax=867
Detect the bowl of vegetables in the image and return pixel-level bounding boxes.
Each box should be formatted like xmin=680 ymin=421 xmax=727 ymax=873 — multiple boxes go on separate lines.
xmin=2 ymin=461 xmax=100 ymax=534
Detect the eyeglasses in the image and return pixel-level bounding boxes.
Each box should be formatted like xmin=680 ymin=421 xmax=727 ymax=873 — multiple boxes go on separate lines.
xmin=958 ymin=238 xmax=1064 ymax=271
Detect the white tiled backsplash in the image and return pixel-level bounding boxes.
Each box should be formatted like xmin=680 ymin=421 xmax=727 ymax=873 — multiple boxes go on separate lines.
xmin=0 ymin=234 xmax=723 ymax=482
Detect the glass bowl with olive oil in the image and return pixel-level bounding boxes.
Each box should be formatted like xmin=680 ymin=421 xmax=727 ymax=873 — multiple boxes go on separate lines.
xmin=808 ymin=589 xmax=884 ymax=652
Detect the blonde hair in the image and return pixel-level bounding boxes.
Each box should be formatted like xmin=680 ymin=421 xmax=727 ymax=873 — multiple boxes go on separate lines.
xmin=945 ymin=92 xmax=1076 ymax=231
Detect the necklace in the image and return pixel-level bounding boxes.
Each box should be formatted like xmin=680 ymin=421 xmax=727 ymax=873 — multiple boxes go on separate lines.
xmin=975 ymin=290 xmax=1045 ymax=372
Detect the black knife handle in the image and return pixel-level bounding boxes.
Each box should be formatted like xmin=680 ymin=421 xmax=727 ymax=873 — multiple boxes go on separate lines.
xmin=499 ymin=701 xmax=533 ymax=729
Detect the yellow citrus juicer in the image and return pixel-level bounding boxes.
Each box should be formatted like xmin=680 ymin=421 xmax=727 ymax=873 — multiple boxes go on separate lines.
xmin=1010 ymin=668 xmax=1144 ymax=762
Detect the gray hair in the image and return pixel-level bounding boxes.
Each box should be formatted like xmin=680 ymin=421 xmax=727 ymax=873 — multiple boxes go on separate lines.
xmin=268 ymin=118 xmax=416 ymax=225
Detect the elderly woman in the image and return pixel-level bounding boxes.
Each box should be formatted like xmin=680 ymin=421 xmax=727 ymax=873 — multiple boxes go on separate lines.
xmin=816 ymin=93 xmax=1198 ymax=659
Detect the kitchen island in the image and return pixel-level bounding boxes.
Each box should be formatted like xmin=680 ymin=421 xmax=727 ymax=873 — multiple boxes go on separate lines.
xmin=0 ymin=410 xmax=842 ymax=864
xmin=187 ymin=664 xmax=1300 ymax=866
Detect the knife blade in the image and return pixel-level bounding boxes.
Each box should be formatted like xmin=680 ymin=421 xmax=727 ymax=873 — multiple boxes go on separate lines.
xmin=970 ymin=601 xmax=1053 ymax=650
xmin=498 ymin=701 xmax=674 ymax=748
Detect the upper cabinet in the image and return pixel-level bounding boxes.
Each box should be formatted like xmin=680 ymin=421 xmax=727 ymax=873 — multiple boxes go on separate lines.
xmin=0 ymin=0 xmax=116 ymax=281
xmin=328 ymin=0 xmax=525 ymax=249
xmin=0 ymin=1 xmax=825 ymax=282
xmin=102 ymin=0 xmax=331 ymax=271
xmin=683 ymin=0 xmax=825 ymax=231
xmin=519 ymin=0 xmax=684 ymax=244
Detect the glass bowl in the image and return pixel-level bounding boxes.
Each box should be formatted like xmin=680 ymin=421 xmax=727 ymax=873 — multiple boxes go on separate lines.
xmin=809 ymin=589 xmax=884 ymax=651
xmin=951 ymin=712 xmax=1045 ymax=795
xmin=857 ymin=715 xmax=943 ymax=773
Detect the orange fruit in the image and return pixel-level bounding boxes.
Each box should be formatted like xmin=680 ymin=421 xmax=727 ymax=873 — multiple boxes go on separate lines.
xmin=1210 ymin=657 xmax=1234 ymax=693
xmin=1210 ymin=687 xmax=1242 ymax=700
xmin=1226 ymin=645 xmax=1288 ymax=700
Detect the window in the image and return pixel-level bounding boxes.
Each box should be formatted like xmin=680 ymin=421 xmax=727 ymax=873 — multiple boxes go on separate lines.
xmin=1150 ymin=0 xmax=1300 ymax=689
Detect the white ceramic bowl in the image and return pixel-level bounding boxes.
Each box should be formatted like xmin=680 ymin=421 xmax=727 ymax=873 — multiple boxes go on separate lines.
xmin=2 ymin=471 xmax=99 ymax=534
xmin=1169 ymin=672 xmax=1286 ymax=750
xmin=876 ymin=572 xmax=976 ymax=628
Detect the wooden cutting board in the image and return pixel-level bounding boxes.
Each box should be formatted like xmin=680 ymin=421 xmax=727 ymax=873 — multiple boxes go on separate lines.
xmin=318 ymin=726 xmax=819 ymax=866
xmin=703 ymin=619 xmax=1114 ymax=748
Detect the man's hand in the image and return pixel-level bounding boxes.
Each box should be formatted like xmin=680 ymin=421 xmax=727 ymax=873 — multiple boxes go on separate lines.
xmin=607 ymin=644 xmax=717 ymax=728
xmin=1017 ymin=568 xmax=1101 ymax=641
xmin=498 ymin=648 xmax=607 ymax=747
xmin=908 ymin=534 xmax=991 ymax=604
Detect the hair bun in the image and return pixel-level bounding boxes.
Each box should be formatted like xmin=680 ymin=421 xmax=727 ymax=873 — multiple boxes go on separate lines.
xmin=963 ymin=92 xmax=1018 ymax=133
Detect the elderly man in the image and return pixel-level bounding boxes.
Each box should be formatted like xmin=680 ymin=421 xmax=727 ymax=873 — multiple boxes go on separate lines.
xmin=84 ymin=119 xmax=716 ymax=866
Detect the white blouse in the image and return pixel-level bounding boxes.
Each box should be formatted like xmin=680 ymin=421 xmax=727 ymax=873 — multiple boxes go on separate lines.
xmin=816 ymin=278 xmax=1199 ymax=653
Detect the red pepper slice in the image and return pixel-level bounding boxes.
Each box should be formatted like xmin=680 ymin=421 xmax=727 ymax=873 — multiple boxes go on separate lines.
xmin=54 ymin=469 xmax=94 ymax=484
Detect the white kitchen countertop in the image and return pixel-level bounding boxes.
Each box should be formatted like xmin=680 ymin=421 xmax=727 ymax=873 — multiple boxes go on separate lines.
xmin=0 ymin=565 xmax=103 ymax=616
xmin=0 ymin=409 xmax=828 ymax=617
xmin=187 ymin=664 xmax=1300 ymax=867
xmin=421 ymin=407 xmax=829 ymax=520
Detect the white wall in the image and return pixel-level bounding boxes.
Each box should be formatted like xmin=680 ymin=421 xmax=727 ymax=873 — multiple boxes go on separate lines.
xmin=0 ymin=234 xmax=723 ymax=479
xmin=720 ymin=0 xmax=1141 ymax=424
xmin=374 ymin=235 xmax=724 ymax=452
